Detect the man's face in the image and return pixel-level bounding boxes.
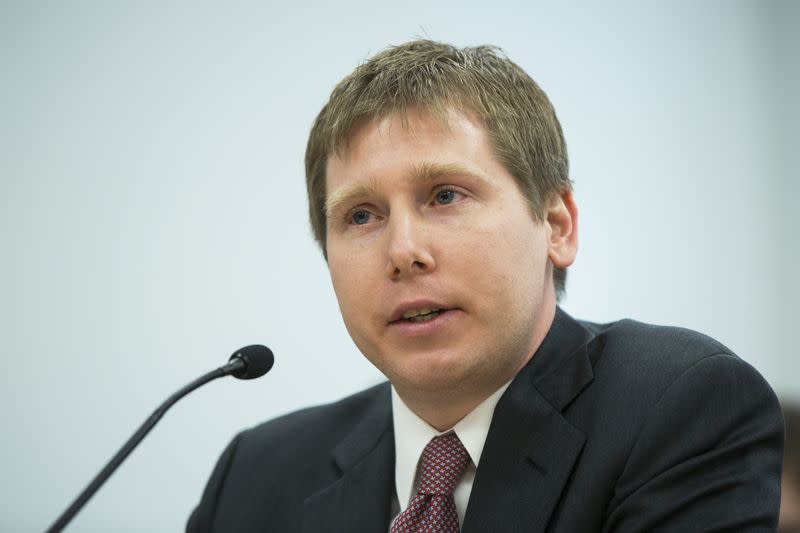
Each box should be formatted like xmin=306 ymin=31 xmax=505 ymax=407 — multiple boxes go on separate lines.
xmin=325 ymin=108 xmax=567 ymax=399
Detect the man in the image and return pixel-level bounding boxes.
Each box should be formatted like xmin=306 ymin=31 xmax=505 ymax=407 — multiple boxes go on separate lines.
xmin=187 ymin=40 xmax=783 ymax=532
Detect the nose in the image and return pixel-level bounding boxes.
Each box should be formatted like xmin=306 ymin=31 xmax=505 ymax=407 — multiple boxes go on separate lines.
xmin=385 ymin=211 xmax=436 ymax=279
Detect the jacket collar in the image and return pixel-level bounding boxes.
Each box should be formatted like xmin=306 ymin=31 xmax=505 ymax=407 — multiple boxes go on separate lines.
xmin=303 ymin=384 xmax=395 ymax=533
xmin=462 ymin=307 xmax=595 ymax=532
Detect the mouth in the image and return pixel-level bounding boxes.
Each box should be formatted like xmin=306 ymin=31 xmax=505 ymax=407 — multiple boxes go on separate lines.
xmin=399 ymin=308 xmax=443 ymax=323
xmin=388 ymin=301 xmax=458 ymax=325
xmin=387 ymin=303 xmax=461 ymax=337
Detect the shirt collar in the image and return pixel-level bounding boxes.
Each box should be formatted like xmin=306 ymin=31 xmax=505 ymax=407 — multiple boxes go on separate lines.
xmin=391 ymin=381 xmax=512 ymax=508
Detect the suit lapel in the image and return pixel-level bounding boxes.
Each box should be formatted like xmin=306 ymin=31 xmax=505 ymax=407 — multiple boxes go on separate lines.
xmin=462 ymin=308 xmax=595 ymax=532
xmin=303 ymin=384 xmax=395 ymax=533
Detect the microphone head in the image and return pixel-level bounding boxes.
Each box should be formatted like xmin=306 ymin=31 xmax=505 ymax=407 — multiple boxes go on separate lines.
xmin=228 ymin=345 xmax=274 ymax=380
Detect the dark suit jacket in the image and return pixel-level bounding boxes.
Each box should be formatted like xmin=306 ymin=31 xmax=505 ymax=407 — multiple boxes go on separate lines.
xmin=187 ymin=308 xmax=784 ymax=532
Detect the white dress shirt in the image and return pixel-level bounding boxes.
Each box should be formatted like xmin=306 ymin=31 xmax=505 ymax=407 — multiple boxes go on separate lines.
xmin=389 ymin=381 xmax=512 ymax=529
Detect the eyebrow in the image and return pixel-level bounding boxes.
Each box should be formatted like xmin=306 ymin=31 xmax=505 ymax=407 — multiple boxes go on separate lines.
xmin=324 ymin=162 xmax=491 ymax=220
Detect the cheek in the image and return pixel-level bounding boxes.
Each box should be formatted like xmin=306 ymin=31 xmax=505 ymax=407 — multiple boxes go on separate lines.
xmin=328 ymin=248 xmax=354 ymax=304
xmin=328 ymin=246 xmax=376 ymax=326
xmin=453 ymin=216 xmax=547 ymax=310
xmin=464 ymin=211 xmax=546 ymax=271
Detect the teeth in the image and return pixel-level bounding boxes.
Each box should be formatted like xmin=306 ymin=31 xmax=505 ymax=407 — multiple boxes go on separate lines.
xmin=407 ymin=311 xmax=440 ymax=322
xmin=404 ymin=308 xmax=428 ymax=319
xmin=402 ymin=308 xmax=441 ymax=321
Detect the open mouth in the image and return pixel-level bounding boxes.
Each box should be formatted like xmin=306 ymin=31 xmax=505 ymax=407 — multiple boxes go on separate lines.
xmin=389 ymin=304 xmax=458 ymax=327
xmin=401 ymin=308 xmax=442 ymax=323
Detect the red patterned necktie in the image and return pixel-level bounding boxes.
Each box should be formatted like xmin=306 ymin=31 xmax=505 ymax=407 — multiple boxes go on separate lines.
xmin=391 ymin=433 xmax=471 ymax=533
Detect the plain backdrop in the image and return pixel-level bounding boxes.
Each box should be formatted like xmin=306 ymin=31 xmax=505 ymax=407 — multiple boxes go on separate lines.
xmin=1 ymin=1 xmax=797 ymax=531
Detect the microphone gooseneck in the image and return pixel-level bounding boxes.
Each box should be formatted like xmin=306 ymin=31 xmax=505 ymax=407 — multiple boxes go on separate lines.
xmin=46 ymin=345 xmax=274 ymax=533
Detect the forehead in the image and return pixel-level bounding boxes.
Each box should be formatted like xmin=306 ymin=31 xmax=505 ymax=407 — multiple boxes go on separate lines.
xmin=323 ymin=109 xmax=497 ymax=213
xmin=326 ymin=108 xmax=491 ymax=182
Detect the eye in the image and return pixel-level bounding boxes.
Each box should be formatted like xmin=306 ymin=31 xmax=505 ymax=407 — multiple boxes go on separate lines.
xmin=434 ymin=188 xmax=462 ymax=205
xmin=349 ymin=209 xmax=372 ymax=225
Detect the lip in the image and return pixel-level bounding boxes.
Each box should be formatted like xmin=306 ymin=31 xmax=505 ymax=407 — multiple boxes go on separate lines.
xmin=388 ymin=299 xmax=454 ymax=323
xmin=387 ymin=307 xmax=462 ymax=337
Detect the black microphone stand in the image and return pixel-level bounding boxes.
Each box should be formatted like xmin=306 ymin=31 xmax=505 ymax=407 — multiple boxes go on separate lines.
xmin=46 ymin=358 xmax=245 ymax=533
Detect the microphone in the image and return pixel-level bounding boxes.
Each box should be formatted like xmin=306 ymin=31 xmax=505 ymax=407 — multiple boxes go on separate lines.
xmin=46 ymin=345 xmax=275 ymax=533
xmin=227 ymin=344 xmax=275 ymax=379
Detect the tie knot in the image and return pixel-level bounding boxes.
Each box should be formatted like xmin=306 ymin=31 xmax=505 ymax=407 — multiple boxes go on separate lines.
xmin=417 ymin=433 xmax=470 ymax=495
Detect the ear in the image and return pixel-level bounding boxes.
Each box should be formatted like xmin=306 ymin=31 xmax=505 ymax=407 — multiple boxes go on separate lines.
xmin=546 ymin=190 xmax=578 ymax=268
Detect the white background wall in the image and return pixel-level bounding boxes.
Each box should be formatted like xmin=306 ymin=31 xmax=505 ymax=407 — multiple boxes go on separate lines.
xmin=1 ymin=1 xmax=797 ymax=531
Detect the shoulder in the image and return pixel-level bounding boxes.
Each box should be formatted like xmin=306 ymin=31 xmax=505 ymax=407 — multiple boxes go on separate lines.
xmin=567 ymin=315 xmax=781 ymax=444
xmin=186 ymin=381 xmax=392 ymax=532
xmin=233 ymin=381 xmax=391 ymax=460
xmin=581 ymin=316 xmax=733 ymax=364
xmin=579 ymin=317 xmax=757 ymax=400
xmin=559 ymin=315 xmax=783 ymax=530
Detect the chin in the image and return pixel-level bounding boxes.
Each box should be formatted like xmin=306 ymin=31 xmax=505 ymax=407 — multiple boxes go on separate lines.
xmin=386 ymin=349 xmax=481 ymax=392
